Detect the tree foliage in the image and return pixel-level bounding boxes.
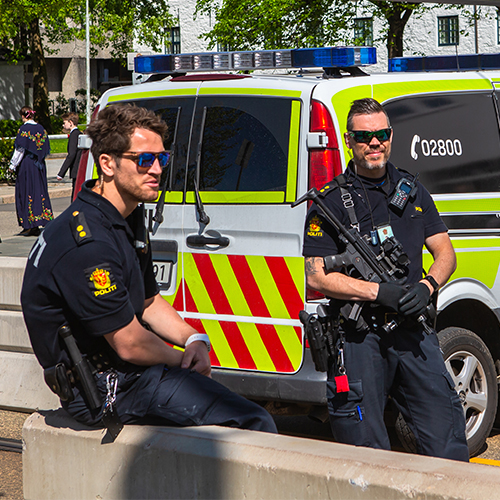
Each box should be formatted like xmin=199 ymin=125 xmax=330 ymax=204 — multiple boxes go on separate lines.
xmin=195 ymin=0 xmax=356 ymax=50
xmin=0 ymin=0 xmax=175 ymax=132
xmin=195 ymin=0 xmax=430 ymax=59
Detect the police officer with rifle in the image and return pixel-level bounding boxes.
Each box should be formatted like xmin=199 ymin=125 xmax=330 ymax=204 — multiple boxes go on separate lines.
xmin=297 ymin=98 xmax=468 ymax=461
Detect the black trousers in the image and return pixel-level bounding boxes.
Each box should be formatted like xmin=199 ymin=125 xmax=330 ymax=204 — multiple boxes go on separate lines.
xmin=64 ymin=364 xmax=277 ymax=434
xmin=326 ymin=324 xmax=469 ymax=462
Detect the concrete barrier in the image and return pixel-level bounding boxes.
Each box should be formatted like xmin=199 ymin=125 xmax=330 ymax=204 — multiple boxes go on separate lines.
xmin=0 ymin=256 xmax=59 ymax=410
xmin=23 ymin=409 xmax=500 ymax=500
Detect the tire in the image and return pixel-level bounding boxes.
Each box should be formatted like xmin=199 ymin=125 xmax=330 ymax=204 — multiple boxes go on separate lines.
xmin=395 ymin=327 xmax=497 ymax=457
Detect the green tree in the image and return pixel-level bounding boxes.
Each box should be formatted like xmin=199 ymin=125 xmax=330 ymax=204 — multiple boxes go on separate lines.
xmin=195 ymin=0 xmax=355 ymax=50
xmin=368 ymin=1 xmax=428 ymax=59
xmin=0 ymin=0 xmax=174 ymax=133
xmin=195 ymin=0 xmax=429 ymax=59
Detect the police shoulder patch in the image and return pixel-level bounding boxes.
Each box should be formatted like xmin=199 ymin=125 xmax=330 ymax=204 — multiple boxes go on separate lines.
xmin=84 ymin=263 xmax=118 ymax=297
xmin=70 ymin=211 xmax=93 ymax=245
xmin=307 ymin=215 xmax=324 ymax=237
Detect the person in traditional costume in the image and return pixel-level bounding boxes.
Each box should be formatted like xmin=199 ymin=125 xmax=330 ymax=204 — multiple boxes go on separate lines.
xmin=9 ymin=107 xmax=54 ymax=236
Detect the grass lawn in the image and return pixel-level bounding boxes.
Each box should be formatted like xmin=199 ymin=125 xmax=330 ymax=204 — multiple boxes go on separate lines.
xmin=50 ymin=138 xmax=68 ymax=155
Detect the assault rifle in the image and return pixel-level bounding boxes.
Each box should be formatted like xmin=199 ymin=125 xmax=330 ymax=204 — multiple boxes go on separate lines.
xmin=292 ymin=187 xmax=435 ymax=336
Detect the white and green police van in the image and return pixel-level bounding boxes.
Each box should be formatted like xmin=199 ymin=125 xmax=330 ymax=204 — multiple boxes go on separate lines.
xmin=78 ymin=46 xmax=500 ymax=456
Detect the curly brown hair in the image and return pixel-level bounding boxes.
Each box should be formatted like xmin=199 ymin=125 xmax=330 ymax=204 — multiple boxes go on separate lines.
xmin=86 ymin=105 xmax=168 ymax=175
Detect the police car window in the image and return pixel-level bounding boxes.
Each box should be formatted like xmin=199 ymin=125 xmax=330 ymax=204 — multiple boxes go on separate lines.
xmin=126 ymin=97 xmax=195 ymax=192
xmin=385 ymin=92 xmax=500 ymax=194
xmin=191 ymin=96 xmax=292 ymax=193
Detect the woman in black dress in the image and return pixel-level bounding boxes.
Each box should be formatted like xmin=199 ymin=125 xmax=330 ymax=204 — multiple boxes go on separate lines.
xmin=9 ymin=107 xmax=54 ymax=236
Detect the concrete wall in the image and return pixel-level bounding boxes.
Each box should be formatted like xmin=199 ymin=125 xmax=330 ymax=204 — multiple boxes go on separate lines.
xmin=23 ymin=409 xmax=500 ymax=500
xmin=0 ymin=64 xmax=25 ymax=120
xmin=0 ymin=256 xmax=59 ymax=411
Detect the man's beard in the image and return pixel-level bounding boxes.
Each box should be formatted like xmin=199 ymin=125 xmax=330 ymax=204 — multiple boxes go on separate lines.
xmin=352 ymin=145 xmax=391 ymax=172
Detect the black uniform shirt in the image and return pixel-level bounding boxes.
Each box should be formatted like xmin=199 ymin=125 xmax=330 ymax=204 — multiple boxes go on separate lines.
xmin=21 ymin=179 xmax=158 ymax=370
xmin=302 ymin=161 xmax=447 ymax=284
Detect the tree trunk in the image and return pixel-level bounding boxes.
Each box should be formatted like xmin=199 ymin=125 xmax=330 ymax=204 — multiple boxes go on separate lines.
xmin=29 ymin=18 xmax=52 ymax=133
xmin=384 ymin=3 xmax=413 ymax=59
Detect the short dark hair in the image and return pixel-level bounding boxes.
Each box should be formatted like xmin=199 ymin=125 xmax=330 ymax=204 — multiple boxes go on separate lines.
xmin=62 ymin=112 xmax=79 ymax=126
xmin=346 ymin=98 xmax=390 ymax=130
xmin=86 ymin=105 xmax=168 ymax=175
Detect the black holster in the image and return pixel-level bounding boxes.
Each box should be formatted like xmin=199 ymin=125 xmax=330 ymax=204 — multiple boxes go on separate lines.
xmin=299 ymin=309 xmax=337 ymax=373
xmin=44 ymin=363 xmax=74 ymax=402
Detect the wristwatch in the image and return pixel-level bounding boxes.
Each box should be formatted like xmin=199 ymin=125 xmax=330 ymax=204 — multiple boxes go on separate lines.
xmin=422 ymin=275 xmax=439 ymax=293
xmin=185 ymin=333 xmax=211 ymax=352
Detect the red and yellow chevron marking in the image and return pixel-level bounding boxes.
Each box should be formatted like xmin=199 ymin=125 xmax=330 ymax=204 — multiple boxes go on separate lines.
xmin=171 ymin=253 xmax=305 ymax=373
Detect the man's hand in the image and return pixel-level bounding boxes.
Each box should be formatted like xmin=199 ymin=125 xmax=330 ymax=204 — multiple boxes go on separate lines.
xmin=181 ymin=342 xmax=212 ymax=377
xmin=399 ymin=282 xmax=431 ymax=317
xmin=374 ymin=283 xmax=407 ymax=312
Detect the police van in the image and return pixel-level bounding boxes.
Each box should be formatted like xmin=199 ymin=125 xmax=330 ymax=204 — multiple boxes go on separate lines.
xmin=77 ymin=46 xmax=500 ymax=456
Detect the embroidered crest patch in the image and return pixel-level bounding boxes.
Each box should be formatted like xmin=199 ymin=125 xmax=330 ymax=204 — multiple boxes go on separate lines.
xmin=307 ymin=215 xmax=324 ymax=237
xmin=85 ymin=264 xmax=117 ymax=297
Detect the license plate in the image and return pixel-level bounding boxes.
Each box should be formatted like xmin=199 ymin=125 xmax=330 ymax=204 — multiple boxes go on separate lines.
xmin=152 ymin=260 xmax=173 ymax=290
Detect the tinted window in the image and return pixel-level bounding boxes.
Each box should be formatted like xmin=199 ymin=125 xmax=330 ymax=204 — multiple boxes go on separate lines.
xmin=188 ymin=96 xmax=294 ymax=193
xmin=385 ymin=92 xmax=500 ymax=194
xmin=128 ymin=97 xmax=195 ymax=192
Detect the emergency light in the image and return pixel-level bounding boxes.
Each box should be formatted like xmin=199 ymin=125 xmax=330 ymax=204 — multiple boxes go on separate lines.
xmin=389 ymin=53 xmax=500 ymax=72
xmin=135 ymin=47 xmax=377 ymax=75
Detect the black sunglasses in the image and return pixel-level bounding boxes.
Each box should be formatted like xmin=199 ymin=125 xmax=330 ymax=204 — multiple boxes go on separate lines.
xmin=348 ymin=128 xmax=392 ymax=144
xmin=120 ymin=151 xmax=171 ymax=169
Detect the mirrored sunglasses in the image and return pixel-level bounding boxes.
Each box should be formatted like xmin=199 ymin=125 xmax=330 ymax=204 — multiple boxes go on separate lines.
xmin=120 ymin=151 xmax=171 ymax=169
xmin=348 ymin=128 xmax=392 ymax=144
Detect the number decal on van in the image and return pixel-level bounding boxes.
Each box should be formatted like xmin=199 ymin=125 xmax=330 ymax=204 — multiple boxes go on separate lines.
xmin=410 ymin=134 xmax=463 ymax=159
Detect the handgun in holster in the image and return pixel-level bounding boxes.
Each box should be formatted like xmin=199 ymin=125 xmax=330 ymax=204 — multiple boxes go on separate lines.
xmin=299 ymin=305 xmax=337 ymax=372
xmin=45 ymin=325 xmax=123 ymax=440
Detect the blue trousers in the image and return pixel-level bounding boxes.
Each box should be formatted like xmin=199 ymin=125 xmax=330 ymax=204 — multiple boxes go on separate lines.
xmin=64 ymin=364 xmax=277 ymax=434
xmin=327 ymin=324 xmax=469 ymax=461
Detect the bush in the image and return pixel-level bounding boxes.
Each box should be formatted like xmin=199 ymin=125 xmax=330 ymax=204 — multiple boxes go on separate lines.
xmin=0 ymin=119 xmax=22 ymax=138
xmin=0 ymin=138 xmax=16 ymax=184
xmin=50 ymin=115 xmax=64 ymax=134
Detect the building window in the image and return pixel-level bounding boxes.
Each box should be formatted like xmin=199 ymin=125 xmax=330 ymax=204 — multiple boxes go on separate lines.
xmin=168 ymin=27 xmax=181 ymax=54
xmin=354 ymin=18 xmax=373 ymax=46
xmin=438 ymin=16 xmax=459 ymax=46
xmin=217 ymin=42 xmax=232 ymax=52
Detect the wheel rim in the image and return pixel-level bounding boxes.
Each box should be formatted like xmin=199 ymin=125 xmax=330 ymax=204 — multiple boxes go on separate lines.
xmin=444 ymin=350 xmax=488 ymax=440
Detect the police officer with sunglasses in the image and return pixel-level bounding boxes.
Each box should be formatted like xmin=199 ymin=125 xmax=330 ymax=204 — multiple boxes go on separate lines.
xmin=21 ymin=104 xmax=277 ymax=435
xmin=302 ymin=98 xmax=469 ymax=461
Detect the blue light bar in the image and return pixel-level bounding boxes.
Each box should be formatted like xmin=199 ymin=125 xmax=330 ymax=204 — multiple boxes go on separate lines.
xmin=135 ymin=54 xmax=172 ymax=74
xmin=389 ymin=53 xmax=500 ymax=72
xmin=292 ymin=47 xmax=376 ymax=68
xmin=134 ymin=46 xmax=377 ymax=76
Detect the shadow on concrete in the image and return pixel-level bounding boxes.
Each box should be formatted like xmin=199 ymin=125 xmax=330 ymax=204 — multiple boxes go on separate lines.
xmin=38 ymin=408 xmax=225 ymax=499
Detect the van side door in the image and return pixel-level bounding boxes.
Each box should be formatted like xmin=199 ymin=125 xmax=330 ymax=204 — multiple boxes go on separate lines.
xmin=181 ymin=86 xmax=307 ymax=375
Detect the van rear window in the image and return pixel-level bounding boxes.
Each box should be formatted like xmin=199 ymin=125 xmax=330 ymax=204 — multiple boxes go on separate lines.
xmin=385 ymin=92 xmax=500 ymax=194
xmin=191 ymin=95 xmax=295 ymax=195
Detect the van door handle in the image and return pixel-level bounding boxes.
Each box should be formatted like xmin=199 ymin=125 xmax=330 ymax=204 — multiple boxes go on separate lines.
xmin=186 ymin=235 xmax=230 ymax=247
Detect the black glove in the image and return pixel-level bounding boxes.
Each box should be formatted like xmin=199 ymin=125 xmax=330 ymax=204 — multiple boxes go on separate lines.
xmin=375 ymin=283 xmax=407 ymax=312
xmin=398 ymin=282 xmax=431 ymax=317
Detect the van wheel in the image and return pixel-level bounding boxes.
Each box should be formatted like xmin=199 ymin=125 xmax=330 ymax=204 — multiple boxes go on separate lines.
xmin=395 ymin=327 xmax=497 ymax=457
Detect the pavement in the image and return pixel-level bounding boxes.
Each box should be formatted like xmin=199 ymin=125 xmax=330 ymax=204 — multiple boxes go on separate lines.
xmin=0 ymin=154 xmax=71 ymax=205
xmin=0 ymin=156 xmax=73 ymax=258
